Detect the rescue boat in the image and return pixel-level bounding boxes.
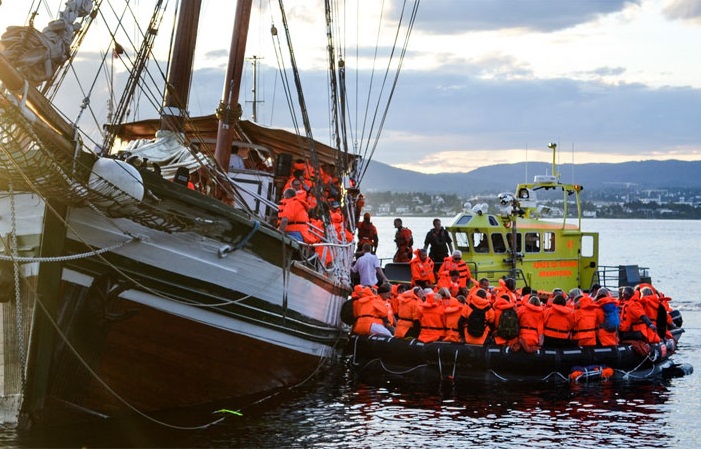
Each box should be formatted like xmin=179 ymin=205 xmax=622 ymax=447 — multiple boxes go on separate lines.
xmin=384 ymin=143 xmax=647 ymax=294
xmin=347 ymin=323 xmax=692 ymax=384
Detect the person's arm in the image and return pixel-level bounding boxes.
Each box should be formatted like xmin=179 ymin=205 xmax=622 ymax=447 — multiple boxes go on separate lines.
xmin=375 ymin=266 xmax=387 ymax=283
xmin=279 ymin=216 xmax=288 ymax=232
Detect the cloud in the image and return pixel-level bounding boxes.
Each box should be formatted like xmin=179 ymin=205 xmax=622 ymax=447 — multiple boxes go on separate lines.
xmin=403 ymin=0 xmax=642 ymax=33
xmin=662 ymin=0 xmax=701 ymax=23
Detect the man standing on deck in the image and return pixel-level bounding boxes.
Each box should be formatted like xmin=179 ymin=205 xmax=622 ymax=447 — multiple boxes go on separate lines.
xmin=352 ymin=243 xmax=388 ymax=287
xmin=423 ymin=218 xmax=453 ymax=274
xmin=356 ymin=212 xmax=379 ymax=254
xmin=393 ymin=218 xmax=413 ymax=262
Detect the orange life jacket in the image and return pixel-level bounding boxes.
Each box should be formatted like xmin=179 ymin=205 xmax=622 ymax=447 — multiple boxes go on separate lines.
xmin=517 ymin=301 xmax=544 ymax=349
xmin=394 ymin=291 xmax=421 ymax=338
xmin=440 ymin=256 xmax=472 ymax=288
xmin=462 ymin=293 xmax=494 ymax=345
xmin=410 ymin=251 xmax=435 ymax=285
xmin=351 ymin=290 xmax=389 ymax=335
xmin=543 ymin=304 xmax=574 ymax=341
xmin=441 ymin=297 xmax=463 ymax=343
xmin=417 ymin=295 xmax=444 ymax=343
xmin=572 ymin=296 xmax=598 ymax=346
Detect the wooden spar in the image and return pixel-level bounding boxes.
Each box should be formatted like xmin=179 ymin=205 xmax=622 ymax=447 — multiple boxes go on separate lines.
xmin=160 ymin=0 xmax=202 ymax=132
xmin=0 ymin=53 xmax=76 ymax=141
xmin=213 ymin=0 xmax=253 ymax=170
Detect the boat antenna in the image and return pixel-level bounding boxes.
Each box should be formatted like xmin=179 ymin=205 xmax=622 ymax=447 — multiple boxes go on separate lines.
xmin=547 ymin=142 xmax=560 ymax=182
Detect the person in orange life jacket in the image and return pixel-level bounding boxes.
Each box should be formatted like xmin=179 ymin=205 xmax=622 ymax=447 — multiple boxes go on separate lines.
xmin=423 ymin=218 xmax=453 ymax=274
xmin=543 ymin=294 xmax=575 ymax=348
xmin=491 ymin=293 xmax=518 ymax=346
xmin=572 ymin=294 xmax=599 ymax=347
xmin=417 ymin=290 xmax=445 ymax=343
xmin=493 ymin=277 xmax=518 ymax=306
xmin=376 ymin=283 xmax=396 ymax=331
xmin=278 ymin=189 xmax=314 ymax=243
xmin=392 ymin=218 xmax=413 ymax=262
xmin=441 ymin=250 xmax=472 ymax=291
xmin=356 ymin=212 xmax=379 ymax=254
xmin=514 ymin=295 xmax=544 ymax=352
xmin=469 ymin=277 xmax=493 ymax=301
xmin=351 ymin=243 xmax=388 ymax=287
xmin=436 ymin=288 xmax=463 ymax=343
xmin=394 ymin=287 xmax=422 ymax=339
xmin=329 ymin=206 xmax=354 ymax=244
xmin=594 ymin=288 xmax=620 ymax=346
xmin=638 ymin=283 xmax=672 ymax=340
xmin=588 ymin=283 xmax=602 ymax=301
xmin=410 ymin=248 xmax=436 ymax=288
xmin=436 ymin=269 xmax=461 ymax=298
xmin=620 ymin=287 xmax=660 ymax=344
xmin=462 ymin=288 xmax=495 ymax=345
xmin=389 ymin=283 xmax=408 ymax=326
xmin=351 ymin=286 xmax=392 ymax=337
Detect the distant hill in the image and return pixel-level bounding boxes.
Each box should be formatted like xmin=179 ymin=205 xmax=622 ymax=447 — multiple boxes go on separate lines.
xmin=360 ymin=159 xmax=701 ymax=194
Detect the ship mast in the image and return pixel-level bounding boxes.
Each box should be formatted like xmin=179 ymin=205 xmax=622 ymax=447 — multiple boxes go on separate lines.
xmin=160 ymin=0 xmax=203 ymax=132
xmin=213 ymin=0 xmax=253 ymax=170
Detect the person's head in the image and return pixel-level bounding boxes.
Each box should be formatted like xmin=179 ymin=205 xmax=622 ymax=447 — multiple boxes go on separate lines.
xmin=479 ymin=277 xmax=490 ymax=289
xmin=596 ymin=288 xmax=610 ymax=300
xmin=620 ymin=286 xmax=634 ymax=300
xmin=414 ymin=286 xmax=425 ymax=299
xmin=504 ymin=277 xmax=516 ymax=292
xmin=418 ymin=248 xmax=428 ymax=260
xmin=552 ymin=288 xmax=564 ymax=296
xmin=361 ymin=243 xmax=372 ymax=253
xmin=394 ymin=218 xmax=403 ymax=229
xmin=590 ymin=283 xmax=601 ymax=295
xmin=397 ymin=284 xmax=408 ymax=294
xmin=283 ymin=188 xmax=296 ymax=199
xmin=640 ymin=286 xmax=655 ymax=297
xmin=377 ymin=283 xmax=392 ymax=298
xmin=437 ymin=287 xmax=451 ymax=299
xmin=452 ymin=250 xmax=462 ymax=261
xmin=363 ymin=212 xmax=371 ymax=222
xmin=449 ymin=269 xmax=460 ymax=281
xmin=568 ymin=288 xmax=583 ymax=300
xmin=433 ymin=218 xmax=441 ymax=229
xmin=552 ymin=294 xmax=567 ymax=306
xmin=291 ymin=179 xmax=302 ymax=190
xmin=529 ymin=295 xmax=541 ymax=306
xmin=521 ymin=285 xmax=532 ymax=296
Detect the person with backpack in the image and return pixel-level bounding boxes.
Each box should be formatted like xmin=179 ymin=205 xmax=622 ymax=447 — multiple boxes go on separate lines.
xmin=492 ymin=293 xmax=520 ymax=346
xmin=594 ymin=288 xmax=620 ymax=346
xmin=514 ymin=295 xmax=544 ymax=352
xmin=462 ymin=289 xmax=495 ymax=345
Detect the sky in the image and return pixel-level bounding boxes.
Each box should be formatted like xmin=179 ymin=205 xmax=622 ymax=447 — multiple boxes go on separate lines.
xmin=1 ymin=0 xmax=700 ymax=174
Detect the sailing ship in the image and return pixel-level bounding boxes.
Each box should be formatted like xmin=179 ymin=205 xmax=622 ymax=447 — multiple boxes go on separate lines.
xmin=0 ymin=0 xmax=417 ymax=429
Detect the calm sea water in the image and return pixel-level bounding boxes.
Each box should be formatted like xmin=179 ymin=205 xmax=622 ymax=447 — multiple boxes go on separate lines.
xmin=2 ymin=218 xmax=699 ymax=448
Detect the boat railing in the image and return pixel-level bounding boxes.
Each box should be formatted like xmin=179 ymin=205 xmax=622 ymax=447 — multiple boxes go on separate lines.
xmin=592 ymin=265 xmax=651 ymax=292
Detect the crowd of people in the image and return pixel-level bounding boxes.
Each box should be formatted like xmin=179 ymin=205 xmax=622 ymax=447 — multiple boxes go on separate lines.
xmin=347 ymin=218 xmax=679 ymax=352
xmin=348 ymin=276 xmax=679 ymax=352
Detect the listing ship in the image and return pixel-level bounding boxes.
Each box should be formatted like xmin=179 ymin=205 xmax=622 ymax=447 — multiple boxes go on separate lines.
xmin=0 ymin=0 xmax=416 ymax=429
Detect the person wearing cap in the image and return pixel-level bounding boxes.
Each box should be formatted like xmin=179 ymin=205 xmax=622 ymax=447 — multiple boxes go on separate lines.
xmin=356 ymin=212 xmax=379 ymax=254
xmin=440 ymin=250 xmax=472 ymax=292
xmin=351 ymin=243 xmax=388 ymax=287
xmin=423 ymin=218 xmax=453 ymax=273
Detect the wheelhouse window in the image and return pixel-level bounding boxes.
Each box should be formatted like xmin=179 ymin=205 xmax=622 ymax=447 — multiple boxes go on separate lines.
xmin=455 ymin=231 xmax=470 ymax=252
xmin=543 ymin=232 xmax=555 ymax=253
xmin=525 ymin=232 xmax=540 ymax=253
xmin=473 ymin=232 xmax=489 ymax=253
xmin=492 ymin=233 xmax=507 ymax=253
xmin=506 ymin=233 xmax=522 ymax=252
xmin=456 ymin=215 xmax=473 ymax=226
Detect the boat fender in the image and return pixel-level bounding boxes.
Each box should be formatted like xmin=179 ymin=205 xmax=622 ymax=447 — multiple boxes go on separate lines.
xmin=88 ymin=158 xmax=145 ymax=205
